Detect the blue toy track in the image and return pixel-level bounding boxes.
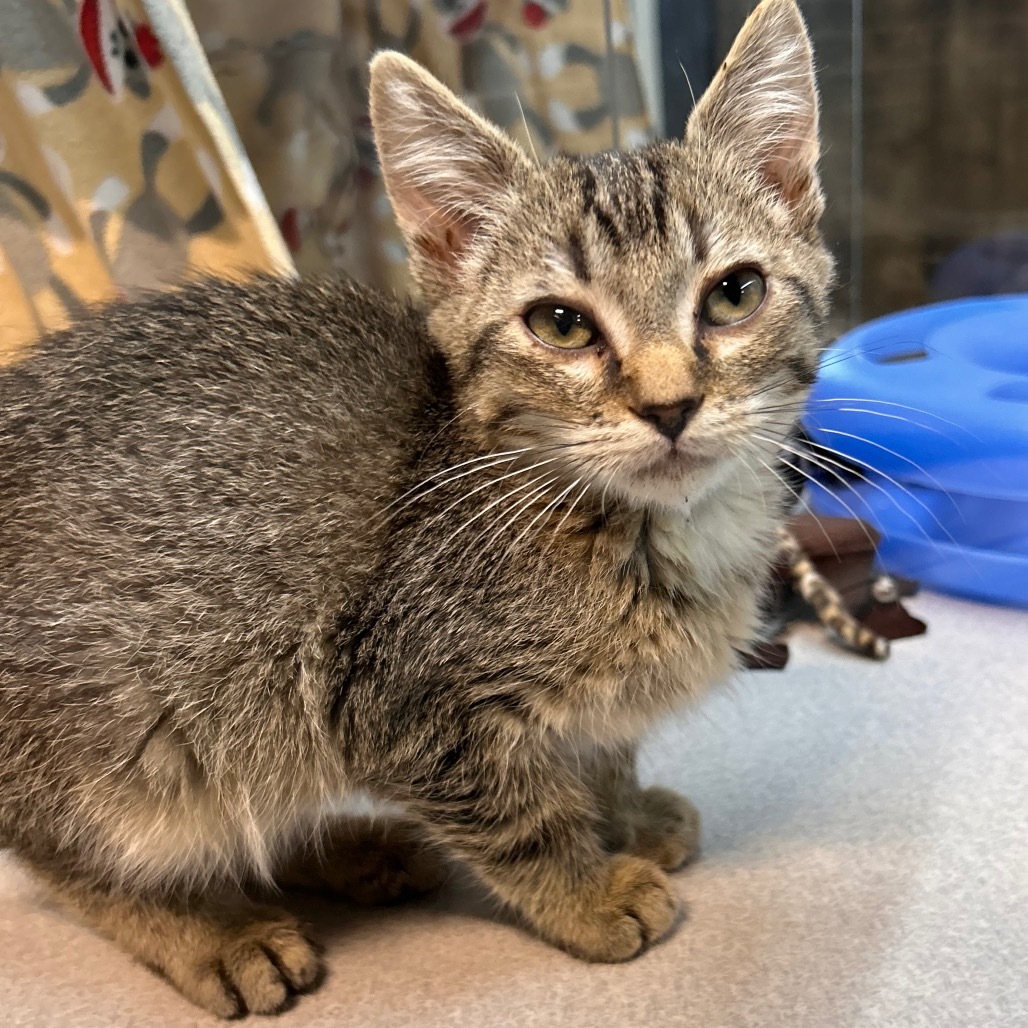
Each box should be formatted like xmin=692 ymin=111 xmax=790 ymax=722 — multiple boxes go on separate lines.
xmin=802 ymin=295 xmax=1028 ymax=608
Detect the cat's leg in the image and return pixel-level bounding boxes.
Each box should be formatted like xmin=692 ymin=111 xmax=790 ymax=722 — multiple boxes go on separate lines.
xmin=397 ymin=727 xmax=680 ymax=962
xmin=586 ymin=743 xmax=700 ymax=872
xmin=30 ymin=865 xmax=322 ymax=1018
xmin=276 ymin=815 xmax=445 ymax=905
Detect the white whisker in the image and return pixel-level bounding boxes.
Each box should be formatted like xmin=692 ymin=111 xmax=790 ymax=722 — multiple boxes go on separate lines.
xmin=455 ymin=475 xmax=564 ymax=572
xmin=762 ymin=434 xmax=958 ymax=552
xmin=810 ymin=396 xmax=972 ymax=436
xmin=514 ymin=92 xmax=540 ymax=167
xmin=438 ymin=472 xmax=558 ymax=552
xmin=807 ymin=426 xmax=965 ymax=515
xmin=478 ymin=475 xmax=564 ymax=561
xmin=770 ymin=451 xmax=878 ymax=549
xmin=800 ymin=437 xmax=964 ymax=542
xmin=508 ymin=477 xmax=581 ymax=555
xmin=382 ymin=448 xmax=532 ymax=515
xmin=739 ymin=444 xmax=840 ymax=560
xmin=421 ymin=453 xmax=570 ymax=535
xmin=552 ymin=479 xmax=591 ymax=538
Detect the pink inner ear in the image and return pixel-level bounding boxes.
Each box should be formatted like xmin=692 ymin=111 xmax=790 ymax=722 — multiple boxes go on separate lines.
xmin=412 ymin=222 xmax=474 ymax=268
xmin=761 ymin=131 xmax=818 ymax=212
xmin=399 ymin=182 xmax=477 ymax=268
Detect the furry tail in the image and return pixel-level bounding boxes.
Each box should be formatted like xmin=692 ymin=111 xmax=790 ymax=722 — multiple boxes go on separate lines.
xmin=777 ymin=527 xmax=890 ymax=660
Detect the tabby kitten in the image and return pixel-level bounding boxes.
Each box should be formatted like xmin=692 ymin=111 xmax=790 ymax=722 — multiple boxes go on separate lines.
xmin=0 ymin=0 xmax=832 ymax=1016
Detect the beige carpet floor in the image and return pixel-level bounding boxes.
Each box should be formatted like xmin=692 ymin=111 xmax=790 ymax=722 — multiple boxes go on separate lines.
xmin=3 ymin=592 xmax=1026 ymax=1027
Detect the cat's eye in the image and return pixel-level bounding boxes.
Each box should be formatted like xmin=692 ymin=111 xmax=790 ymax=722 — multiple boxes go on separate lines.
xmin=524 ymin=303 xmax=599 ymax=350
xmin=701 ymin=269 xmax=766 ymax=327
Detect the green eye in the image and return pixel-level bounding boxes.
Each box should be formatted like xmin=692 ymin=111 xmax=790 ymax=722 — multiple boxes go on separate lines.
xmin=701 ymin=269 xmax=767 ymax=326
xmin=525 ymin=303 xmax=599 ymax=349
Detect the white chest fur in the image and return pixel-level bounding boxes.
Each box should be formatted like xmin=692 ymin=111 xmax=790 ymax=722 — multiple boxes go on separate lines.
xmin=549 ymin=480 xmax=775 ymax=745
xmin=645 ymin=469 xmax=777 ymax=598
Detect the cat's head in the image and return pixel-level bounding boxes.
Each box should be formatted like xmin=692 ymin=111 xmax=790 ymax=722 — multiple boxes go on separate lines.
xmin=370 ymin=0 xmax=832 ymax=509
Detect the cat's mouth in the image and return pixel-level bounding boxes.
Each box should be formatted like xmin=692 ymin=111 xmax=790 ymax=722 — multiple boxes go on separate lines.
xmin=638 ymin=444 xmax=717 ymax=480
xmin=605 ymin=443 xmax=726 ymax=507
xmin=618 ymin=446 xmax=722 ymax=502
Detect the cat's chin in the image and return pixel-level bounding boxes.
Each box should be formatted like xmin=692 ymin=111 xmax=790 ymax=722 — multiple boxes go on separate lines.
xmin=609 ymin=450 xmax=725 ymax=509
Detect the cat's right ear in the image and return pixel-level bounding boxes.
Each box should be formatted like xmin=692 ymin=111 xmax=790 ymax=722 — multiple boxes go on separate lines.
xmin=369 ymin=52 xmax=531 ymax=299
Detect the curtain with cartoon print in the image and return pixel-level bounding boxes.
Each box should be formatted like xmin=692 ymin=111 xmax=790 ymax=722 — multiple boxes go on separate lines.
xmin=0 ymin=0 xmax=292 ymax=361
xmin=0 ymin=0 xmax=651 ymax=360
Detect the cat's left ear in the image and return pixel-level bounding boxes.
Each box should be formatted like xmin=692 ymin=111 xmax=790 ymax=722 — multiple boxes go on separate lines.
xmin=369 ymin=52 xmax=531 ymax=297
xmin=686 ymin=0 xmax=823 ymax=225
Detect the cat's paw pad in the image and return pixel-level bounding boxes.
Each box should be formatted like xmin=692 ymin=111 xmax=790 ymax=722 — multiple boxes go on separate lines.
xmin=176 ymin=915 xmax=322 ymax=1018
xmin=555 ymin=855 xmax=679 ymax=963
xmin=627 ymin=787 xmax=701 ymax=872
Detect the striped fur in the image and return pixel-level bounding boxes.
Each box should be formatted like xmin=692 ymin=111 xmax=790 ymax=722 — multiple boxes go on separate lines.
xmin=777 ymin=527 xmax=890 ymax=659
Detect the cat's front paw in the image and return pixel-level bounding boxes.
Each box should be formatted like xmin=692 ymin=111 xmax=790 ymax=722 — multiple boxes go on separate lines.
xmin=624 ymin=787 xmax=701 ymax=872
xmin=548 ymin=854 xmax=679 ymax=962
xmin=174 ymin=912 xmax=322 ymax=1018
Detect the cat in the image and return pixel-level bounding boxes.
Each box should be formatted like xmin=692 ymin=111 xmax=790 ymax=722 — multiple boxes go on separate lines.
xmin=0 ymin=0 xmax=832 ymax=1017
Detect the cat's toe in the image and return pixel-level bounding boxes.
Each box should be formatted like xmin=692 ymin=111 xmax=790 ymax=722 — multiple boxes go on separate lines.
xmin=175 ymin=915 xmax=322 ymax=1018
xmin=251 ymin=919 xmax=323 ymax=993
xmin=551 ymin=855 xmax=679 ymax=963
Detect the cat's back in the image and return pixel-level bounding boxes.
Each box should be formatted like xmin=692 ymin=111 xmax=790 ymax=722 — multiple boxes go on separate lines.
xmin=0 ymin=276 xmax=439 ymax=667
xmin=0 ymin=275 xmax=431 ymax=466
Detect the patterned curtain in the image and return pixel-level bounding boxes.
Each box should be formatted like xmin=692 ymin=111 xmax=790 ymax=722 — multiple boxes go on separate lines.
xmin=0 ymin=0 xmax=651 ymax=360
xmin=0 ymin=0 xmax=291 ymax=361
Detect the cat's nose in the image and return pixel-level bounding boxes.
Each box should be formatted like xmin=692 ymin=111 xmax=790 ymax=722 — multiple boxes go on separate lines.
xmin=633 ymin=395 xmax=705 ymax=441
